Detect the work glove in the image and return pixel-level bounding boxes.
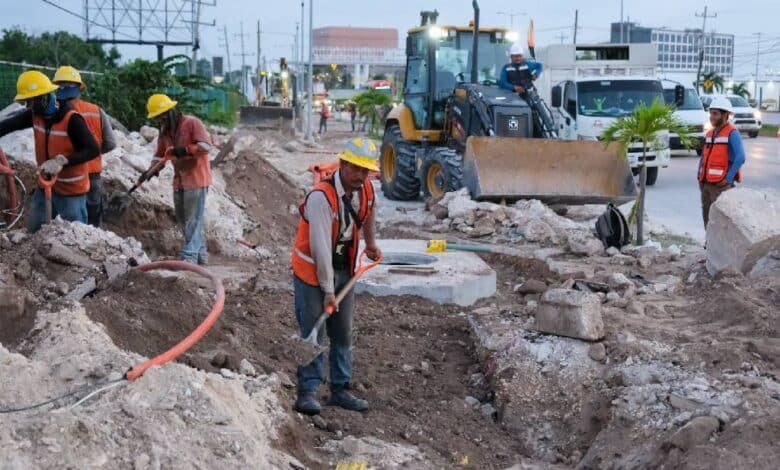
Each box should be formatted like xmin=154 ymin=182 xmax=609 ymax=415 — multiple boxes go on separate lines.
xmin=39 ymin=154 xmax=68 ymax=177
xmin=172 ymin=146 xmax=189 ymax=158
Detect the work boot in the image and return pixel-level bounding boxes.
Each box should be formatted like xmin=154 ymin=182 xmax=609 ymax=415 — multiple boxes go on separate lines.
xmin=328 ymin=389 xmax=369 ymax=412
xmin=294 ymin=393 xmax=321 ymax=415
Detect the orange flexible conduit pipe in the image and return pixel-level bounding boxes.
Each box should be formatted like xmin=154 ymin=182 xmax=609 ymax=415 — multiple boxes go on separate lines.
xmin=125 ymin=260 xmax=226 ymax=381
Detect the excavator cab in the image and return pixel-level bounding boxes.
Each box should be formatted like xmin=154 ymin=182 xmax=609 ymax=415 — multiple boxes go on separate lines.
xmin=380 ymin=2 xmax=637 ymax=204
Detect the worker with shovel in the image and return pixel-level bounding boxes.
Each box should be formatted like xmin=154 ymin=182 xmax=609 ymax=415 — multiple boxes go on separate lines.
xmin=291 ymin=137 xmax=382 ymax=415
xmin=145 ymin=94 xmax=213 ymax=265
xmin=0 ymin=71 xmax=99 ymax=232
xmin=53 ymin=66 xmax=117 ymax=228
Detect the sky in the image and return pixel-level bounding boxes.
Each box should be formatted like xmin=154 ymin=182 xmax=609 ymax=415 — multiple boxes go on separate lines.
xmin=2 ymin=0 xmax=779 ymax=79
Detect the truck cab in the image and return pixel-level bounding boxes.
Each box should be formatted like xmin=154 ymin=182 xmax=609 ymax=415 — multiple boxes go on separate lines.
xmin=662 ymin=80 xmax=707 ymax=155
xmin=537 ymin=44 xmax=671 ymax=186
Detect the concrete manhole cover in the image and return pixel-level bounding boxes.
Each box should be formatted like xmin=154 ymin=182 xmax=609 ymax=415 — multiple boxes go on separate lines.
xmin=380 ymin=252 xmax=437 ymax=266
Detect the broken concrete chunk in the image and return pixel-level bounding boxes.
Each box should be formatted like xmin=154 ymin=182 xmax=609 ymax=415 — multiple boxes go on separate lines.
xmin=513 ymin=279 xmax=547 ymax=295
xmin=668 ymin=415 xmax=720 ymax=451
xmin=608 ymin=272 xmax=634 ymax=290
xmin=567 ymin=231 xmax=604 ymax=257
xmin=588 ymin=342 xmax=607 ymax=362
xmin=706 ymin=188 xmax=780 ymax=277
xmin=39 ymin=240 xmax=96 ymax=268
xmin=534 ymin=288 xmax=604 ymax=341
xmin=139 ymin=125 xmax=159 ymax=143
xmin=239 ymin=359 xmax=257 ymax=377
xmin=65 ymin=277 xmax=97 ymax=301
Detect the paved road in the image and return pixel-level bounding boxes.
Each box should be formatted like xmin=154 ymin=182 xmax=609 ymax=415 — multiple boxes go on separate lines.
xmin=643 ymin=136 xmax=780 ymax=242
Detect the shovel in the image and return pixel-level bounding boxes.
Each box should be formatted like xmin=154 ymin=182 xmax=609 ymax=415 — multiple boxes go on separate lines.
xmin=37 ymin=174 xmax=56 ymax=224
xmin=291 ymin=250 xmax=382 ymax=366
xmin=104 ymin=153 xmax=173 ymax=222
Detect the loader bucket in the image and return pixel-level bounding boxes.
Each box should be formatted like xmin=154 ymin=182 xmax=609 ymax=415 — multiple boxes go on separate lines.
xmin=462 ymin=137 xmax=637 ymax=205
xmin=239 ymin=105 xmax=294 ymax=131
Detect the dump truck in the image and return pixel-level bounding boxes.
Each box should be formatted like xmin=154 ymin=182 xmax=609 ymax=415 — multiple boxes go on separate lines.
xmin=379 ymin=2 xmax=637 ymax=205
xmin=239 ymin=58 xmax=296 ymax=129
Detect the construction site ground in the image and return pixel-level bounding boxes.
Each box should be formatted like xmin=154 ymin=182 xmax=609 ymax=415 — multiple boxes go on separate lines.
xmin=1 ymin=117 xmax=778 ymax=469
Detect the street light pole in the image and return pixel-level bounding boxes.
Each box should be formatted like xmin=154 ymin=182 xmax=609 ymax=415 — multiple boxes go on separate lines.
xmin=305 ymin=0 xmax=314 ymax=142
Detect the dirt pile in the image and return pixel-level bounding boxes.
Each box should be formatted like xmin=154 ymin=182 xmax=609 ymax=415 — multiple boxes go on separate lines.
xmin=0 ymin=302 xmax=301 ymax=469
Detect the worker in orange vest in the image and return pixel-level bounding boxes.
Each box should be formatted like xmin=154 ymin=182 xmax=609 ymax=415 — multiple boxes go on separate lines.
xmin=318 ymin=101 xmax=331 ymax=134
xmin=145 ymin=94 xmax=213 ymax=265
xmin=698 ymin=96 xmax=746 ymax=229
xmin=290 ymin=137 xmax=382 ymax=415
xmin=0 ymin=71 xmax=99 ymax=232
xmin=53 ymin=66 xmax=117 ymax=228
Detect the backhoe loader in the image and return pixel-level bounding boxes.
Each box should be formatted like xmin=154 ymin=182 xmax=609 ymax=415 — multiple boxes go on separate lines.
xmin=380 ymin=2 xmax=637 ymax=204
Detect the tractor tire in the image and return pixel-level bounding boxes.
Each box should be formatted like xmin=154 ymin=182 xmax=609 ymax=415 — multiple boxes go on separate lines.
xmin=645 ymin=166 xmax=659 ymax=186
xmin=421 ymin=147 xmax=464 ymax=199
xmin=380 ymin=124 xmax=420 ymax=200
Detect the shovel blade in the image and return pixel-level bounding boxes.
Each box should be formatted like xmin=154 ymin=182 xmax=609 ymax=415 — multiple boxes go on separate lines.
xmin=288 ymin=334 xmax=326 ymax=366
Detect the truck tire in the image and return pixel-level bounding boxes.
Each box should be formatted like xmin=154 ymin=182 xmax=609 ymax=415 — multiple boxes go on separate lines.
xmin=421 ymin=147 xmax=464 ymax=199
xmin=748 ymin=131 xmax=759 ymax=138
xmin=380 ymin=124 xmax=420 ymax=200
xmin=645 ymin=166 xmax=659 ymax=186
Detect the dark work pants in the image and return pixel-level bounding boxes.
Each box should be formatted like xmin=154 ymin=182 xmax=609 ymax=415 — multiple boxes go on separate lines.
xmin=700 ymin=181 xmax=733 ymax=228
xmin=294 ymin=270 xmax=355 ymax=395
xmin=86 ymin=173 xmax=103 ymax=227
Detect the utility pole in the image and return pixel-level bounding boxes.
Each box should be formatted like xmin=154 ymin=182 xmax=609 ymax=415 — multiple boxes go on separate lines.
xmin=620 ymin=0 xmax=624 ymax=43
xmin=300 ymin=1 xmax=306 ymax=132
xmin=573 ymin=10 xmax=579 ymax=44
xmin=257 ymin=21 xmax=262 ymax=75
xmin=555 ymin=32 xmax=569 ymax=44
xmin=694 ymin=6 xmax=717 ymax=92
xmin=496 ymin=10 xmax=525 ymax=29
xmin=221 ymin=26 xmax=232 ymax=83
xmin=753 ymin=32 xmax=761 ymax=98
xmin=234 ymin=22 xmax=253 ymax=97
xmin=191 ymin=0 xmax=200 ymax=73
xmin=305 ymin=0 xmax=314 ymax=142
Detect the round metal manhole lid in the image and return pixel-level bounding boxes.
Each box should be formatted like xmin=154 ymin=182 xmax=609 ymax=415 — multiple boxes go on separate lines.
xmin=380 ymin=252 xmax=437 ymax=266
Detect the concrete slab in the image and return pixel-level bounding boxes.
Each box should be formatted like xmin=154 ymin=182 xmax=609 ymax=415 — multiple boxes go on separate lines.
xmin=355 ymin=239 xmax=496 ymax=306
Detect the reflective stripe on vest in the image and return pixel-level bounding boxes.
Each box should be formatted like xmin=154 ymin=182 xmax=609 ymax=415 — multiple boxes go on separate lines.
xmin=699 ymin=123 xmax=741 ymax=184
xmin=33 ymin=111 xmax=91 ymax=196
xmin=71 ymin=99 xmax=104 ymax=175
xmin=291 ymin=178 xmax=375 ymax=287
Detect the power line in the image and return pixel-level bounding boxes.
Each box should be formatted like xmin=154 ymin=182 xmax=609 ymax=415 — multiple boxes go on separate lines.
xmin=694 ymin=6 xmax=717 ymax=92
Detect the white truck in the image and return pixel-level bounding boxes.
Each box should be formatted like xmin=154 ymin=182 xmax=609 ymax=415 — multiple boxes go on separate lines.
xmin=536 ymin=44 xmax=673 ymax=186
xmin=661 ymin=79 xmax=708 ymax=155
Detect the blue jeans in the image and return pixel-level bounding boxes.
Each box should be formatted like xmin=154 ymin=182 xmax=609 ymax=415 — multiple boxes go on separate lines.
xmin=27 ymin=189 xmax=87 ymax=233
xmin=174 ymin=188 xmax=208 ymax=264
xmin=294 ymin=270 xmax=355 ymax=395
xmin=86 ymin=173 xmax=103 ymax=227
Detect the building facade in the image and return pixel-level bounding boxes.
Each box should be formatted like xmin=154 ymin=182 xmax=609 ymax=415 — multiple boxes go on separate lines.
xmin=611 ymin=22 xmax=734 ymax=77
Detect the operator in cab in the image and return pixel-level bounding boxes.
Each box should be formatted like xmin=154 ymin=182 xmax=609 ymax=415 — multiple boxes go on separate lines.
xmin=499 ymin=45 xmax=543 ymax=97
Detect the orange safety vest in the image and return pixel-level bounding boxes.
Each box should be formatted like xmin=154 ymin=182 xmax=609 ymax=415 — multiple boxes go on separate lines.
xmin=33 ymin=111 xmax=90 ymax=196
xmin=70 ymin=99 xmax=104 ymax=175
xmin=699 ymin=123 xmax=742 ymax=184
xmin=291 ymin=177 xmax=375 ymax=287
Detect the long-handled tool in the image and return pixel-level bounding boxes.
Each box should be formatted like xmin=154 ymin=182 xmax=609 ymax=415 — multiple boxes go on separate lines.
xmin=292 ymin=250 xmax=382 ymax=366
xmin=104 ymin=153 xmax=173 ymax=223
xmin=37 ymin=174 xmax=56 ymax=224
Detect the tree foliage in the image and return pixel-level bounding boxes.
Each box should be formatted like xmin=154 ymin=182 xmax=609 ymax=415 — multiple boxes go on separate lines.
xmin=728 ymin=82 xmax=750 ymax=99
xmin=354 ymin=89 xmax=392 ymax=135
xmin=601 ymin=99 xmax=695 ymax=245
xmin=0 ymin=28 xmax=119 ymax=71
xmin=701 ymin=71 xmax=724 ymax=94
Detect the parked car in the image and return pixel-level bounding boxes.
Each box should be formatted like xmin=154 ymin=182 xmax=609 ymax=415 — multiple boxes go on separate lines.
xmin=701 ymin=94 xmax=763 ymax=138
xmin=662 ymin=80 xmax=707 ymax=155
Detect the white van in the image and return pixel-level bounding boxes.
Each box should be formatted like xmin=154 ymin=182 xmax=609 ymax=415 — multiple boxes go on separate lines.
xmin=701 ymin=94 xmax=763 ymax=138
xmin=662 ymin=81 xmax=708 ymax=155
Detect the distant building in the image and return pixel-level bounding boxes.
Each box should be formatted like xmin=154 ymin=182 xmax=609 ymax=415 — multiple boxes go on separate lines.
xmin=312 ymin=26 xmax=404 ymax=89
xmin=610 ymin=22 xmax=734 ymax=77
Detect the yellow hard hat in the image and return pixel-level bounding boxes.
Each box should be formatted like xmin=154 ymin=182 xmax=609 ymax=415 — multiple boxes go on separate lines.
xmin=339 ymin=137 xmax=380 ymax=172
xmin=53 ymin=65 xmax=85 ymax=89
xmin=146 ymin=93 xmax=178 ymax=119
xmin=15 ymin=70 xmax=59 ymax=101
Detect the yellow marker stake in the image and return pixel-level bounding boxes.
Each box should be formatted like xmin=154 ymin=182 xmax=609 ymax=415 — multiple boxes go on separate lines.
xmin=425 ymin=239 xmax=447 ymax=253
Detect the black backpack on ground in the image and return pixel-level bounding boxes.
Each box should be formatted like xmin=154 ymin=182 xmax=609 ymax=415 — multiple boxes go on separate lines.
xmin=595 ymin=203 xmax=630 ymax=249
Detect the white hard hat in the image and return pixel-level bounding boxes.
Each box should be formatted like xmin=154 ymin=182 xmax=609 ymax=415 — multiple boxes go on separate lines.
xmin=509 ymin=44 xmax=524 ymax=56
xmin=708 ymin=96 xmax=733 ymax=114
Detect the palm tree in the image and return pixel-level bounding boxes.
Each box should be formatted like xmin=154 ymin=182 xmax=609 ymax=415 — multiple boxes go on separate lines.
xmin=729 ymin=82 xmax=751 ymax=99
xmin=354 ymin=89 xmax=392 ymax=136
xmin=700 ymin=71 xmax=724 ymax=94
xmin=601 ymin=99 xmax=695 ymax=245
